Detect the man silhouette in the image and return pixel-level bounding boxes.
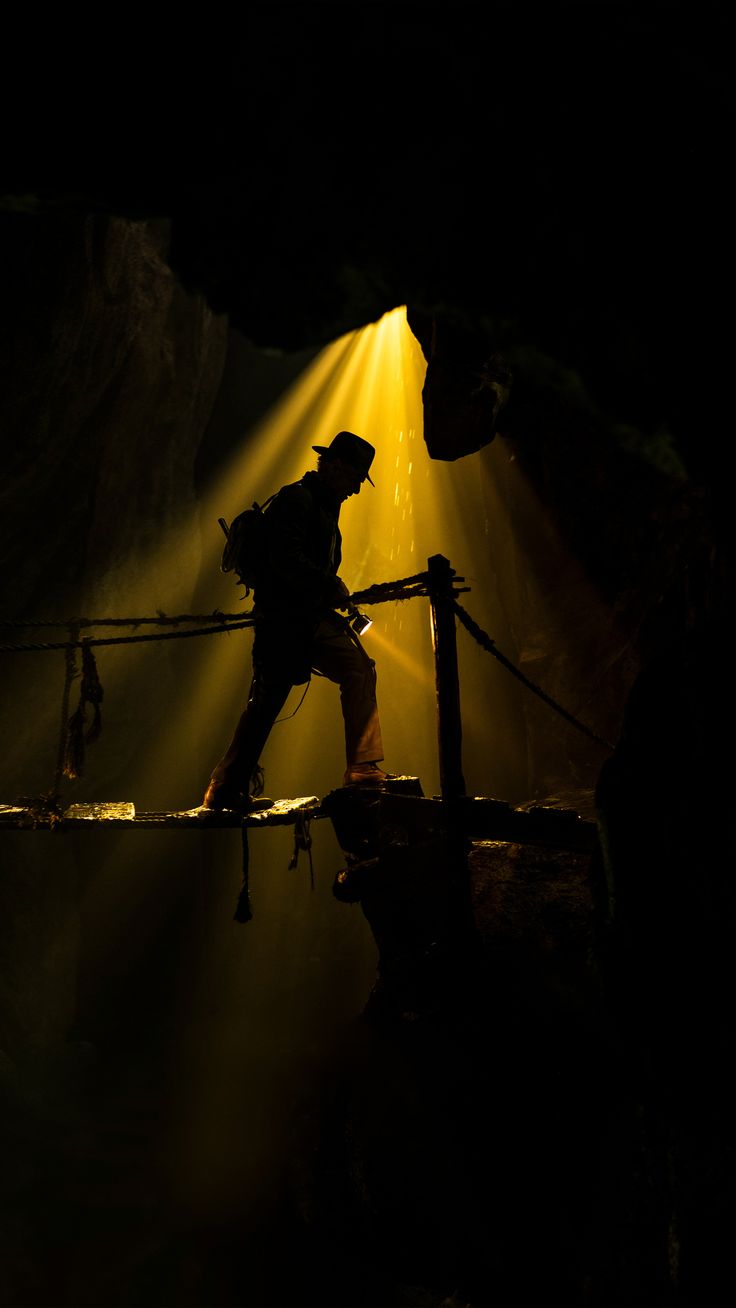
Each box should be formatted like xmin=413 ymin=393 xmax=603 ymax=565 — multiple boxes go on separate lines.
xmin=202 ymin=431 xmax=392 ymax=810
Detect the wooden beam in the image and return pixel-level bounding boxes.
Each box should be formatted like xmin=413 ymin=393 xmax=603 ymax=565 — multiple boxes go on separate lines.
xmin=427 ymin=554 xmax=466 ymax=799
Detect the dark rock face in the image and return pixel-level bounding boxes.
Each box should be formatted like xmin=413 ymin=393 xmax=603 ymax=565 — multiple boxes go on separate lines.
xmin=406 ymin=306 xmax=513 ymax=461
xmin=0 ymin=212 xmax=228 ymax=800
xmin=0 ymin=214 xmax=230 ymax=1306
xmin=594 ymin=621 xmax=736 ymax=1305
xmin=0 ymin=213 xmax=227 ymax=623
xmin=282 ymin=830 xmax=617 ymax=1306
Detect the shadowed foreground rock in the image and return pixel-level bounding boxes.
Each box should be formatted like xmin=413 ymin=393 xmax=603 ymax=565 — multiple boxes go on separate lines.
xmin=280 ymin=785 xmax=627 ymax=1306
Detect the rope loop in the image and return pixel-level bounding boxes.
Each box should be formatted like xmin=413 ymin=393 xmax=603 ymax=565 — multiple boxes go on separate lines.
xmin=289 ymin=817 xmax=314 ymax=889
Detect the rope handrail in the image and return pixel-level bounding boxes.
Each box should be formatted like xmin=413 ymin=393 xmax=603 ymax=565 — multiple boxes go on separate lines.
xmin=0 ymin=610 xmax=251 ymax=630
xmin=0 ymin=575 xmax=437 ymax=631
xmin=0 ymin=576 xmax=436 ymax=652
xmin=453 ymin=600 xmax=615 ymax=751
xmin=0 ymin=619 xmax=256 ymax=655
xmin=350 ymin=570 xmax=430 ymax=605
xmin=351 ymin=581 xmax=429 ymax=605
xmin=0 ymin=585 xmax=615 ymax=749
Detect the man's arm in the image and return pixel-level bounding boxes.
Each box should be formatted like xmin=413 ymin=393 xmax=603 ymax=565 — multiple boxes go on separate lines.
xmin=264 ymin=486 xmax=346 ymax=609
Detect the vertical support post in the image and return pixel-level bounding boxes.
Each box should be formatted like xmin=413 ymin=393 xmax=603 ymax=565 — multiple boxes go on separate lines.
xmin=53 ymin=622 xmax=80 ymax=799
xmin=427 ymin=554 xmax=466 ymax=799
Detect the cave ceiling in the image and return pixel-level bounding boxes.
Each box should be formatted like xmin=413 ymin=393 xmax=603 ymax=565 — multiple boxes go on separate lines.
xmin=1 ymin=2 xmax=732 ymax=477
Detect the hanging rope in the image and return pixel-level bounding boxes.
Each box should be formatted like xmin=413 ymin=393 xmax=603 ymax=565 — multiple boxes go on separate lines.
xmin=53 ymin=622 xmax=80 ymax=799
xmin=288 ymin=816 xmax=314 ymax=889
xmin=232 ymin=815 xmax=314 ymax=927
xmin=453 ymin=600 xmax=615 ymax=750
xmin=63 ymin=640 xmax=104 ymax=780
xmin=234 ymin=827 xmax=253 ymax=923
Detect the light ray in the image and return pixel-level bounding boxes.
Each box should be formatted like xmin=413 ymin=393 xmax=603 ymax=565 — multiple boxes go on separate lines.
xmin=37 ymin=305 xmax=613 ymax=820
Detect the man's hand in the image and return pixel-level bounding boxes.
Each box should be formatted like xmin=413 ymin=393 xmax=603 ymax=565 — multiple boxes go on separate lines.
xmin=332 ymin=577 xmax=351 ymax=610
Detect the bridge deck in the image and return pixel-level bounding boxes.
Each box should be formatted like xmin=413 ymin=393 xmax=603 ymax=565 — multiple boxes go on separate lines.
xmin=1 ymin=787 xmax=598 ymax=852
xmin=0 ymin=797 xmax=322 ymax=830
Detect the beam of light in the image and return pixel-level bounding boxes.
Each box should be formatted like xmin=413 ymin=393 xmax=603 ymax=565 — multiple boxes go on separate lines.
xmin=133 ymin=305 xmax=441 ymax=811
xmin=10 ymin=303 xmax=619 ymax=821
xmin=52 ymin=303 xmax=593 ymax=816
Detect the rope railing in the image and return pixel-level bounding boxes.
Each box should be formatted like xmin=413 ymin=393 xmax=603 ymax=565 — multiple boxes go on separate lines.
xmin=0 ymin=619 xmax=255 ymax=655
xmin=0 ymin=610 xmax=249 ymax=630
xmin=0 ymin=577 xmax=436 ymax=652
xmin=453 ymin=600 xmax=615 ymax=751
xmin=350 ymin=572 xmax=430 ymax=605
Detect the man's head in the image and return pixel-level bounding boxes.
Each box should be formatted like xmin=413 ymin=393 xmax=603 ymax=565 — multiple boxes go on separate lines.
xmin=312 ymin=431 xmax=375 ymax=501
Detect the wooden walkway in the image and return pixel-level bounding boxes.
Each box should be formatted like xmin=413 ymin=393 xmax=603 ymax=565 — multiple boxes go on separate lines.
xmin=0 ymin=796 xmax=321 ymax=830
xmin=0 ymin=556 xmax=607 ymax=858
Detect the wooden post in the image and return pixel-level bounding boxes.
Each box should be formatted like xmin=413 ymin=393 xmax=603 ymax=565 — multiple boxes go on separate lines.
xmin=427 ymin=554 xmax=466 ymax=799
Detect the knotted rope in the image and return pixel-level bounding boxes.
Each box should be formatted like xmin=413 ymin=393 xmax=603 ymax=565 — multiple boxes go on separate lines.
xmin=0 ymin=610 xmax=247 ymax=630
xmin=350 ymin=572 xmax=430 ymax=605
xmin=288 ymin=816 xmax=314 ymax=888
xmin=63 ymin=641 xmax=105 ymax=781
xmin=0 ymin=617 xmax=255 ymax=654
xmin=1 ymin=613 xmax=257 ymax=799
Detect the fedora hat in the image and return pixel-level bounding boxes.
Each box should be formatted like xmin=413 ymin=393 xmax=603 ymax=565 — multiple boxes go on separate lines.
xmin=312 ymin=431 xmax=375 ymax=485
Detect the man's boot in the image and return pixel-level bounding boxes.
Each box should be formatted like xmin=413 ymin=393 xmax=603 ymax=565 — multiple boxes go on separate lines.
xmin=343 ymin=761 xmax=396 ymax=787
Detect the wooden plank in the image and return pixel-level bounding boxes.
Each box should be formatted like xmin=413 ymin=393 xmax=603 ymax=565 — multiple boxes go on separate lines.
xmin=0 ymin=797 xmax=323 ymax=830
xmin=183 ymin=797 xmax=323 ymax=829
xmin=321 ymin=790 xmax=597 ymax=853
xmin=427 ymin=554 xmax=466 ymax=798
xmin=64 ymin=802 xmax=136 ymax=821
xmin=461 ymin=797 xmax=597 ymax=852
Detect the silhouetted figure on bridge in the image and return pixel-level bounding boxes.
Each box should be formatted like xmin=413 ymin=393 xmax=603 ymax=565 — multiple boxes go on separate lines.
xmin=202 ymin=432 xmax=393 ymax=811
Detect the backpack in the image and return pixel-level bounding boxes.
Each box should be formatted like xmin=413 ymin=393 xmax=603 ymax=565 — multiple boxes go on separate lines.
xmin=219 ymin=493 xmax=277 ymax=596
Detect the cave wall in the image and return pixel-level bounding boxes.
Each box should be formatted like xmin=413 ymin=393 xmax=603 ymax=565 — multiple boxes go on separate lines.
xmin=0 ymin=212 xmax=230 ymax=1244
xmin=0 ymin=212 xmax=228 ymax=801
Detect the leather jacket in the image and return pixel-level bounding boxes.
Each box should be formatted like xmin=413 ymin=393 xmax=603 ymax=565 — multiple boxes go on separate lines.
xmin=252 ymin=471 xmax=346 ymax=682
xmin=255 ymin=471 xmax=344 ymax=617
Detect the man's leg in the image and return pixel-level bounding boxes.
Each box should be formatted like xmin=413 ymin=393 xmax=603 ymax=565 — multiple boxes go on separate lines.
xmin=311 ymin=617 xmax=386 ymax=780
xmin=203 ymin=667 xmax=292 ymax=808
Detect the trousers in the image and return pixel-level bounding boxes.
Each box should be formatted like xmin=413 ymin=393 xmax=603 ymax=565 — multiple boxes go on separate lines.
xmin=209 ymin=616 xmax=384 ymax=793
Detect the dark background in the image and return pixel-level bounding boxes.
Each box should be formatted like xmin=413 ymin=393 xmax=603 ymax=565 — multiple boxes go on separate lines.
xmin=2 ymin=5 xmax=734 ymax=1306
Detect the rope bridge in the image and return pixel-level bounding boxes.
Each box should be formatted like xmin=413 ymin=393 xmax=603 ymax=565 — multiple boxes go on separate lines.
xmin=1 ymin=557 xmax=613 ymax=923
